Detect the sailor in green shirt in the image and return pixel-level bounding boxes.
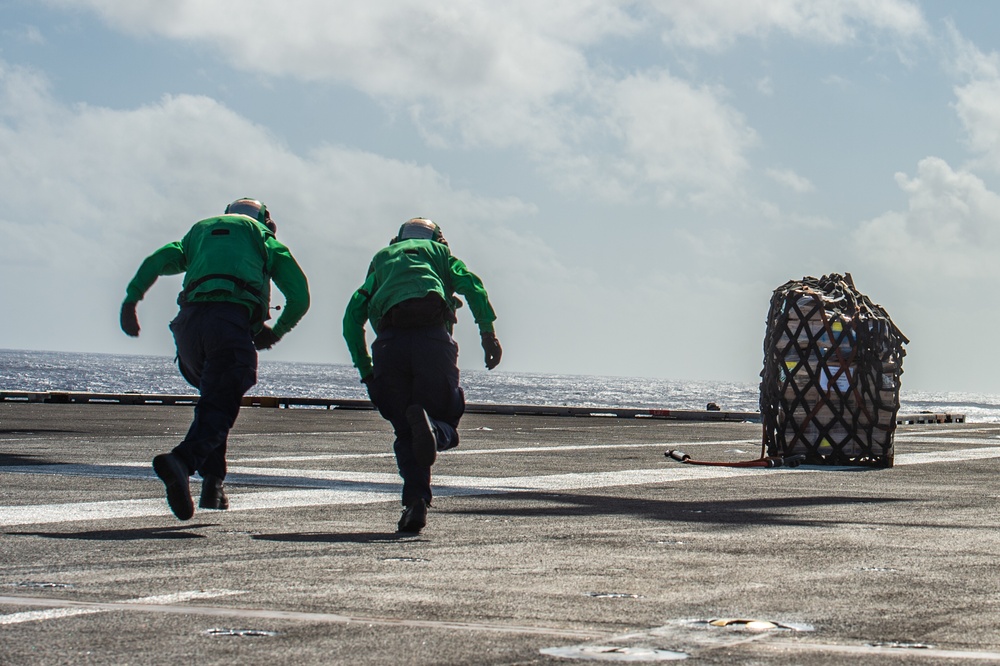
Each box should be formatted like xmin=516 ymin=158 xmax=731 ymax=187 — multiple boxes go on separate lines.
xmin=121 ymin=198 xmax=310 ymax=520
xmin=344 ymin=217 xmax=502 ymax=533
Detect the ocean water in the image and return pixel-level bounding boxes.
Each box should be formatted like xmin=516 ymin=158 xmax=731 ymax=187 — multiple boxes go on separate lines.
xmin=0 ymin=348 xmax=997 ymax=422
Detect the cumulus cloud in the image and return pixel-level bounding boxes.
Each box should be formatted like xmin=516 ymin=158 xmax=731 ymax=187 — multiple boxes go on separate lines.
xmin=45 ymin=1 xmax=633 ymax=98
xmin=601 ymin=71 xmax=757 ymax=203
xmin=32 ymin=1 xmax=760 ymax=206
xmin=949 ymin=26 xmax=1000 ymax=171
xmin=851 ymin=153 xmax=1000 ymax=391
xmin=854 ymin=157 xmax=1000 ymax=280
xmin=0 ymin=55 xmax=767 ymax=378
xmin=13 ymin=1 xmax=970 ymax=384
xmin=954 ymin=77 xmax=1000 ymax=165
xmin=34 ymin=1 xmax=936 ymax=211
xmin=647 ymin=0 xmax=928 ymax=50
xmin=0 ymin=59 xmax=547 ymax=364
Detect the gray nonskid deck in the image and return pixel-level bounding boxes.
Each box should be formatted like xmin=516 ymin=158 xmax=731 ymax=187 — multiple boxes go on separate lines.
xmin=0 ymin=402 xmax=997 ymax=665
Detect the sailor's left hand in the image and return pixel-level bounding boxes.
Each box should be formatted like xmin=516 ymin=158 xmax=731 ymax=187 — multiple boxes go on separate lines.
xmin=253 ymin=326 xmax=281 ymax=350
xmin=120 ymin=302 xmax=140 ymax=337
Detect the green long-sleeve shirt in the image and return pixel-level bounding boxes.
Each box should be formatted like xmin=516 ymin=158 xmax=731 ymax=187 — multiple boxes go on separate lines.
xmin=343 ymin=239 xmax=496 ymax=379
xmin=124 ymin=215 xmax=310 ymax=338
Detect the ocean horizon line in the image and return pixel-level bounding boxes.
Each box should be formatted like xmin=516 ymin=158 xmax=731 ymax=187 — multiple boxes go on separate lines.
xmin=1 ymin=348 xmax=998 ymax=422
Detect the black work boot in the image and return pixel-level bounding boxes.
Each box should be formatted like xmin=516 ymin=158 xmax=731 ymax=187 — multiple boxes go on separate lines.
xmin=397 ymin=498 xmax=428 ymax=534
xmin=405 ymin=405 xmax=437 ymax=467
xmin=199 ymin=475 xmax=229 ymax=510
xmin=152 ymin=453 xmax=194 ymax=521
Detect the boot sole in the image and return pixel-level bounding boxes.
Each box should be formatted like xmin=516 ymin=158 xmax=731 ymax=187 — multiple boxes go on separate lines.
xmin=199 ymin=479 xmax=229 ymax=510
xmin=397 ymin=501 xmax=427 ymax=533
xmin=153 ymin=454 xmax=194 ymax=521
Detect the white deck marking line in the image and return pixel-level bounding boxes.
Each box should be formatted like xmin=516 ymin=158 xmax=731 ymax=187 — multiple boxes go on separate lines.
xmin=0 ymin=488 xmax=401 ymax=526
xmin=0 ymin=594 xmax=605 ymax=639
xmin=2 ymin=447 xmax=1000 ymax=526
xmin=0 ymin=589 xmax=241 ymax=625
xmin=761 ymin=640 xmax=1000 ymax=662
xmin=0 ymin=438 xmax=984 ymax=487
xmin=895 ymin=436 xmax=1000 ymax=445
xmin=230 ymin=438 xmax=760 ymax=463
xmin=5 ymin=595 xmax=999 ymax=657
xmin=0 ymin=468 xmax=744 ymax=526
xmin=0 ymin=464 xmax=408 ymax=488
xmin=896 ymin=423 xmax=1000 ymax=438
xmin=0 ymin=425 xmax=993 ymax=446
xmin=893 ymin=445 xmax=1000 ymax=465
xmin=0 ymin=439 xmax=761 ymax=480
xmin=0 ymin=431 xmax=381 ymax=444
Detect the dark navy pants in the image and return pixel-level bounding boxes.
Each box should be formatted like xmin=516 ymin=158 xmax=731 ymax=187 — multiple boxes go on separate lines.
xmin=367 ymin=325 xmax=464 ymax=506
xmin=168 ymin=302 xmax=257 ymax=480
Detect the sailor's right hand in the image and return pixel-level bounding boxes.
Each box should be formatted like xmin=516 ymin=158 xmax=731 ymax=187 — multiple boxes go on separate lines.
xmin=120 ymin=302 xmax=140 ymax=337
xmin=481 ymin=332 xmax=502 ymax=370
xmin=360 ymin=373 xmax=377 ymax=403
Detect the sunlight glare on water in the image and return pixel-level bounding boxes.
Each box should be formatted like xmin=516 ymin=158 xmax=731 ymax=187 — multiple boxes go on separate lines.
xmin=0 ymin=349 xmax=996 ymax=421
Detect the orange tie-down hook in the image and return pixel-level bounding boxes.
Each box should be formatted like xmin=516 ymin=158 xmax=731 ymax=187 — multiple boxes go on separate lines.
xmin=665 ymin=449 xmax=806 ymax=468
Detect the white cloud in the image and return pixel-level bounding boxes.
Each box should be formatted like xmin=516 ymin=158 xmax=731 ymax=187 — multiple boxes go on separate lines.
xmin=602 ymin=71 xmax=756 ymax=202
xmin=3 ymin=24 xmax=47 ymax=45
xmin=46 ymin=1 xmax=635 ymax=98
xmin=530 ymin=70 xmax=757 ymax=207
xmin=954 ymin=76 xmax=1000 ymax=165
xmin=950 ymin=26 xmax=1000 ymax=171
xmin=854 ymin=156 xmax=1000 ymax=280
xmin=13 ymin=1 xmax=979 ymax=387
xmin=0 ymin=59 xmax=545 ymax=366
xmin=821 ymin=73 xmax=854 ymax=90
xmin=0 ymin=55 xmax=774 ymax=380
xmin=947 ymin=19 xmax=1000 ymax=80
xmin=851 ymin=153 xmax=1000 ymax=391
xmin=766 ymin=167 xmax=815 ymax=193
xmin=31 ymin=1 xmax=755 ymax=207
xmin=33 ymin=1 xmax=936 ymax=213
xmin=646 ymin=0 xmax=928 ymax=50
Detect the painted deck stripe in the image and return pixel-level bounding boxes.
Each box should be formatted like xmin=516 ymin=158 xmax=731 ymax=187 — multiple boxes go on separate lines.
xmin=0 ymin=590 xmax=241 ymax=625
xmin=895 ymin=436 xmax=1000 ymax=445
xmin=5 ymin=594 xmax=998 ymax=659
xmin=1 ymin=447 xmax=999 ymax=527
xmin=1 ymin=441 xmax=997 ymax=488
xmin=0 ymin=594 xmax=605 ymax=639
xmin=895 ymin=445 xmax=1000 ymax=465
xmin=0 ymin=467 xmax=747 ymax=527
xmin=230 ymin=438 xmax=760 ymax=463
xmin=761 ymin=640 xmax=1000 ymax=662
xmin=4 ymin=593 xmax=999 ymax=659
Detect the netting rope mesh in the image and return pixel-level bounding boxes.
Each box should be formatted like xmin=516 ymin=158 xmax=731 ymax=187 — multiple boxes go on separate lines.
xmin=759 ymin=273 xmax=908 ymax=467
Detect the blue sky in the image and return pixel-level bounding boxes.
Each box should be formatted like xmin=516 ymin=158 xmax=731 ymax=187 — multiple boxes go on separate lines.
xmin=2 ymin=1 xmax=999 ymax=393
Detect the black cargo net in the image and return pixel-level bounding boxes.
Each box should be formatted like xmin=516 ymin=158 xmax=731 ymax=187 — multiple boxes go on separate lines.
xmin=760 ymin=274 xmax=907 ymax=467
